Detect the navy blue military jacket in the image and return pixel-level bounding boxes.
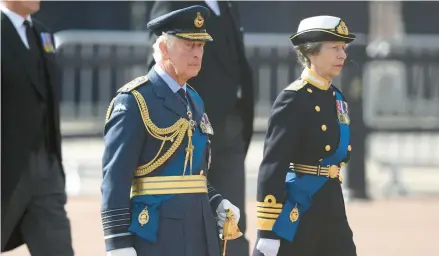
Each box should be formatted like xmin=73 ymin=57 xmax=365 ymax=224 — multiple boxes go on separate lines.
xmin=101 ymin=68 xmax=224 ymax=251
xmin=256 ymin=68 xmax=352 ymax=240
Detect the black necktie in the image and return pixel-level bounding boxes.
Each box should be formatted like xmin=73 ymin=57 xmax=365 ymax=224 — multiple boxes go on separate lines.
xmin=177 ymin=88 xmax=188 ymax=105
xmin=23 ymin=20 xmax=39 ymax=53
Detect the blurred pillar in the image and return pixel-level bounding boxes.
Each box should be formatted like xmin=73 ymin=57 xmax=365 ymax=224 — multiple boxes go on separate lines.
xmin=130 ymin=1 xmax=151 ymax=30
xmin=347 ymin=2 xmax=406 ymax=200
xmin=369 ymin=1 xmax=405 ymax=41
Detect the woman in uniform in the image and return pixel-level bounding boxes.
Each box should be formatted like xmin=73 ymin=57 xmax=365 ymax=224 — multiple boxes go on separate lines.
xmin=253 ymin=15 xmax=357 ymax=256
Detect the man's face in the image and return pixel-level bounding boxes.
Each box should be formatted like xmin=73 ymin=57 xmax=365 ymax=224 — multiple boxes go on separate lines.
xmin=166 ymin=37 xmax=205 ymax=80
xmin=4 ymin=0 xmax=41 ymax=16
xmin=311 ymin=41 xmax=347 ymax=78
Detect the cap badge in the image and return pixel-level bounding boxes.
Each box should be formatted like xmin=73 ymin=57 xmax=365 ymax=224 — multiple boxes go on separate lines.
xmin=335 ymin=20 xmax=349 ymax=36
xmin=194 ymin=12 xmax=204 ymax=28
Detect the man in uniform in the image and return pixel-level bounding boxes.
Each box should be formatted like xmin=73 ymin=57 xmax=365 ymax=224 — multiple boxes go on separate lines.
xmin=146 ymin=3 xmax=254 ymax=254
xmin=253 ymin=16 xmax=357 ymax=256
xmin=1 ymin=1 xmax=74 ymax=255
xmin=101 ymin=5 xmax=240 ymax=256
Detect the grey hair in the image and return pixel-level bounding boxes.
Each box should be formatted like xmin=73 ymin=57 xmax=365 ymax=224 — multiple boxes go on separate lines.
xmin=294 ymin=42 xmax=323 ymax=68
xmin=152 ymin=33 xmax=175 ymax=63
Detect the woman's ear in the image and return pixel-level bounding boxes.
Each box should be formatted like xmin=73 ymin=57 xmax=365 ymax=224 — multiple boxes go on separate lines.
xmin=308 ymin=54 xmax=317 ymax=66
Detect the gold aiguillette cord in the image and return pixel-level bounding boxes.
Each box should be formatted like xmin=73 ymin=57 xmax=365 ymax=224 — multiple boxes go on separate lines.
xmin=183 ymin=106 xmax=195 ymax=175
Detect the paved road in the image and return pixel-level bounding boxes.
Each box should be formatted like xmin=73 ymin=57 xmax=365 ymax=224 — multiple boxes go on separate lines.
xmin=4 ymin=196 xmax=439 ymax=256
xmin=3 ymin=135 xmax=439 ymax=255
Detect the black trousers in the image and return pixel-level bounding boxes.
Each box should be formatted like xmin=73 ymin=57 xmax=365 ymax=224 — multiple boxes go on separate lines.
xmin=253 ymin=180 xmax=356 ymax=256
xmin=207 ymin=109 xmax=249 ymax=256
xmin=1 ymin=147 xmax=74 ymax=256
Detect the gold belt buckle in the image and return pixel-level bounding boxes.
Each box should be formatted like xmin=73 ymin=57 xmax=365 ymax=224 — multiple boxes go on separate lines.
xmin=327 ymin=165 xmax=339 ymax=178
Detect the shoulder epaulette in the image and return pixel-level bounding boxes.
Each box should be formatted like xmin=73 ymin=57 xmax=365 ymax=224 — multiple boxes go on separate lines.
xmin=117 ymin=76 xmax=149 ymax=93
xmin=285 ymin=79 xmax=306 ymax=91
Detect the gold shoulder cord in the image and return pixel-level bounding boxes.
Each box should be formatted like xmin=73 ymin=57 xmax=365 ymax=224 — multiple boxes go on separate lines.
xmin=131 ymin=90 xmax=192 ymax=177
xmin=105 ymin=97 xmax=116 ymax=122
xmin=104 ymin=86 xmax=194 ymax=177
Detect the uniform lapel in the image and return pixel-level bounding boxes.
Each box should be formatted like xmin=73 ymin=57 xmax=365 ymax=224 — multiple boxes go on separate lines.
xmin=33 ymin=21 xmax=58 ymax=99
xmin=1 ymin=13 xmax=45 ymax=99
xmin=203 ymin=1 xmax=240 ymax=78
xmin=148 ymin=68 xmax=187 ymax=118
xmin=220 ymin=0 xmax=240 ymax=32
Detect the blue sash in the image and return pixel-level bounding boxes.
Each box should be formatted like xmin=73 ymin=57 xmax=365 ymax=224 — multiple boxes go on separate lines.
xmin=272 ymin=90 xmax=350 ymax=242
xmin=128 ymin=92 xmax=207 ymax=243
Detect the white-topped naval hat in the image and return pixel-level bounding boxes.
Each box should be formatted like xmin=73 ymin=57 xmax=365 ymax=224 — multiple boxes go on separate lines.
xmin=290 ymin=15 xmax=356 ymax=46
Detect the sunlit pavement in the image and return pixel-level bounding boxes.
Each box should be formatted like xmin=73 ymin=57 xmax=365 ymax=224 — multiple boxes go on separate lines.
xmin=4 ymin=135 xmax=439 ymax=256
xmin=4 ymin=195 xmax=439 ymax=256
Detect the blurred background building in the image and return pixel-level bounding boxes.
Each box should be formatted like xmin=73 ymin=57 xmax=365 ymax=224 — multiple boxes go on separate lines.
xmin=4 ymin=1 xmax=438 ymax=255
xmin=31 ymin=0 xmax=439 ymax=199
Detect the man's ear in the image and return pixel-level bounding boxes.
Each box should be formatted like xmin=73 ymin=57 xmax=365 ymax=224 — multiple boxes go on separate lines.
xmin=159 ymin=40 xmax=169 ymax=60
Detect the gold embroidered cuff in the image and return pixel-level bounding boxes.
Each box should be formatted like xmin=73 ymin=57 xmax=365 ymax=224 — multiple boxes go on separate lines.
xmin=256 ymin=195 xmax=283 ymax=231
xmin=257 ymin=218 xmax=277 ymax=231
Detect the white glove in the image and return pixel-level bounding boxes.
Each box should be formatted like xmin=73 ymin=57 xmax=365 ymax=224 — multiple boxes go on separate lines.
xmin=107 ymin=247 xmax=137 ymax=256
xmin=216 ymin=199 xmax=240 ymax=233
xmin=256 ymin=238 xmax=280 ymax=256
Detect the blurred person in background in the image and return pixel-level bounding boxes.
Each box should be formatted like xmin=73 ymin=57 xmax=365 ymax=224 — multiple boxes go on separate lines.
xmin=1 ymin=0 xmax=74 ymax=255
xmin=101 ymin=5 xmax=240 ymax=256
xmin=147 ymin=1 xmax=254 ymax=255
xmin=253 ymin=16 xmax=357 ymax=256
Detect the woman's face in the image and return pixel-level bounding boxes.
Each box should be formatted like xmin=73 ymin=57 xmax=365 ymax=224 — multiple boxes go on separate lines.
xmin=310 ymin=41 xmax=347 ymax=79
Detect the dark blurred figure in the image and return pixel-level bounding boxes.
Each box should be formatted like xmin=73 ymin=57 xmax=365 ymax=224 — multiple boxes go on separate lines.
xmin=146 ymin=1 xmax=254 ymax=255
xmin=1 ymin=1 xmax=74 ymax=255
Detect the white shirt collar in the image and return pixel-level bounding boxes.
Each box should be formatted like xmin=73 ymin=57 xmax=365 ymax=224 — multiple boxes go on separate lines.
xmin=0 ymin=5 xmax=32 ymax=31
xmin=154 ymin=65 xmax=187 ymax=93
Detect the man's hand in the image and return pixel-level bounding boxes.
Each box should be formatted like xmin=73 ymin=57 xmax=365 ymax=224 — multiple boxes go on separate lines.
xmin=216 ymin=199 xmax=240 ymax=233
xmin=107 ymin=247 xmax=137 ymax=256
xmin=256 ymin=238 xmax=280 ymax=256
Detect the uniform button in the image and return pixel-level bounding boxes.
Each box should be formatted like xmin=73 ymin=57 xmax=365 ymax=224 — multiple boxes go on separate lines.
xmin=321 ymin=124 xmax=327 ymax=131
xmin=333 ymin=91 xmax=336 ymax=96
xmin=307 ymin=88 xmax=313 ymax=93
xmin=340 ymin=162 xmax=345 ymax=167
xmin=315 ymin=106 xmax=321 ymax=112
xmin=348 ymin=145 xmax=352 ymax=151
xmin=325 ymin=145 xmax=331 ymax=151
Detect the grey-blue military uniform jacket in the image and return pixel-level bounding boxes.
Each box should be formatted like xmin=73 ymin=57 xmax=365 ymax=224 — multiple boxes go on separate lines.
xmin=101 ymin=67 xmax=224 ymax=255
